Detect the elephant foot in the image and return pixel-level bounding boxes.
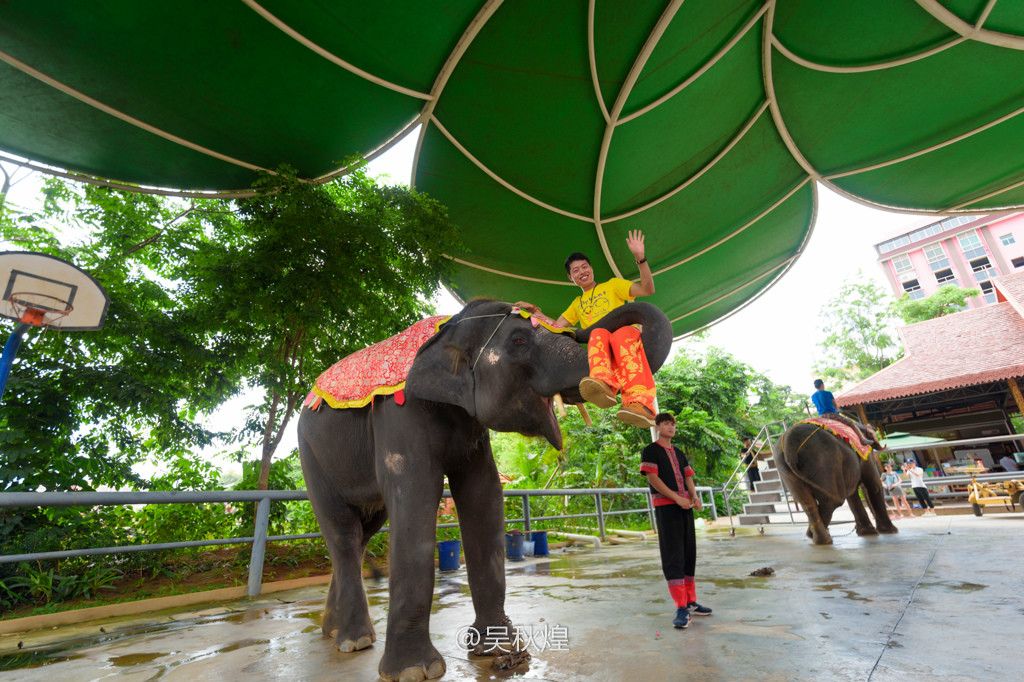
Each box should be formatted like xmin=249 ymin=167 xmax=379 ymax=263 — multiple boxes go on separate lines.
xmin=467 ymin=616 xmax=523 ymax=657
xmin=855 ymin=525 xmax=879 ymax=537
xmin=327 ymin=625 xmax=376 ymax=653
xmin=877 ymin=523 xmax=899 ymax=535
xmin=807 ymin=524 xmax=833 ymax=545
xmin=379 ymin=647 xmax=445 ymax=682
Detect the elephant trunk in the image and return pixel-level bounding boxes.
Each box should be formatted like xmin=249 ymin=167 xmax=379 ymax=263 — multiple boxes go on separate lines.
xmin=531 ymin=301 xmax=673 ymax=403
xmin=573 ymin=302 xmax=673 ymax=372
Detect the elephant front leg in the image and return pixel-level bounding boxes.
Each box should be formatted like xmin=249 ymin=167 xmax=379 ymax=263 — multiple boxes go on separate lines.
xmin=378 ymin=468 xmax=446 ymax=681
xmin=861 ymin=473 xmax=899 ymax=534
xmin=448 ymin=450 xmax=520 ymax=657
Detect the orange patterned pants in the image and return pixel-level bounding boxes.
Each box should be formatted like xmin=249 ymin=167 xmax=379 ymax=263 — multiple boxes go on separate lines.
xmin=587 ymin=326 xmax=656 ymax=412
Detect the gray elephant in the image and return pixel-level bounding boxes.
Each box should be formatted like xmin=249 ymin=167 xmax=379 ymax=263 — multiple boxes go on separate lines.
xmin=776 ymin=421 xmax=897 ymax=545
xmin=297 ymin=299 xmax=671 ymax=681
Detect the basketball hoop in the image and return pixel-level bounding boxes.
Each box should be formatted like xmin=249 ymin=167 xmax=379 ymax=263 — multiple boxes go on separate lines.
xmin=9 ymin=292 xmax=74 ymax=328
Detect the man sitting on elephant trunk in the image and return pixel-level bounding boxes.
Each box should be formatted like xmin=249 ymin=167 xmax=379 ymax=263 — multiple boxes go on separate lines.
xmin=516 ymin=229 xmax=657 ymax=428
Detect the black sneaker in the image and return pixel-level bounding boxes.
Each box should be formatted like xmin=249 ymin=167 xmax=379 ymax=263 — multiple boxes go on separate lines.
xmin=687 ymin=602 xmax=712 ymax=616
xmin=672 ymin=607 xmax=690 ymax=629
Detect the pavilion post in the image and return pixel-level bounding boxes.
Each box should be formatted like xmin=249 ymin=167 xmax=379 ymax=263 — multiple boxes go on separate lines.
xmin=1005 ymin=378 xmax=1024 ymax=452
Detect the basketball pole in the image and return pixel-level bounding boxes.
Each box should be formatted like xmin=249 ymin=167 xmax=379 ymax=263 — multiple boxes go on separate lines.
xmin=0 ymin=322 xmax=30 ymax=402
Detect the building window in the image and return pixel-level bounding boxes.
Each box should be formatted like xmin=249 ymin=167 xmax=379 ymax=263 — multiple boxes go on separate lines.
xmin=1013 ymin=257 xmax=1024 ymax=269
xmin=908 ymin=222 xmax=945 ymax=243
xmin=971 ymin=257 xmax=995 ymax=283
xmin=934 ymin=268 xmax=958 ymax=286
xmin=940 ymin=215 xmax=973 ymax=231
xmin=879 ymin=235 xmax=911 ymax=254
xmin=923 ymin=243 xmax=950 ymax=271
xmin=891 ymin=253 xmax=915 ymax=281
xmin=979 ymin=280 xmax=997 ymax=304
xmin=1001 ymin=234 xmax=1016 ymax=246
xmin=958 ymin=232 xmax=987 ymax=260
xmin=901 ymin=280 xmax=925 ymax=299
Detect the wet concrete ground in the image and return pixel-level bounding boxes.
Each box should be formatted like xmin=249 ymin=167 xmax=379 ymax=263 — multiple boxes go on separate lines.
xmin=2 ymin=512 xmax=1022 ymax=681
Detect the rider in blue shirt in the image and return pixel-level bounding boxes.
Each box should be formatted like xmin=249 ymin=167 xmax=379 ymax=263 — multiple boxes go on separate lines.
xmin=811 ymin=379 xmax=837 ymax=415
xmin=811 ymin=379 xmax=879 ymax=447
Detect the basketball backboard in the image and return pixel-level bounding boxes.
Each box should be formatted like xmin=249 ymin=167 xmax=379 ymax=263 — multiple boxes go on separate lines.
xmin=0 ymin=251 xmax=109 ymax=331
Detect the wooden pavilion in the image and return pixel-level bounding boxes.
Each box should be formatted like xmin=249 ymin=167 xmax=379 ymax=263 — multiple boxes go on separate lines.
xmin=836 ymin=271 xmax=1024 ymax=468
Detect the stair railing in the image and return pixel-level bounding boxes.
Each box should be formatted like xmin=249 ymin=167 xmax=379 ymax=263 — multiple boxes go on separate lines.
xmin=722 ymin=420 xmax=788 ymax=533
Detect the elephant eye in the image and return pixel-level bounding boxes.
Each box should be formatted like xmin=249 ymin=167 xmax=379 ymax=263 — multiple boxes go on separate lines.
xmin=512 ymin=335 xmax=527 ymax=346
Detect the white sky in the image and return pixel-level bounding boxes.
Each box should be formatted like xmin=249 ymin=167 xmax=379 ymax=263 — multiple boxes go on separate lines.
xmin=364 ymin=130 xmax=915 ymax=394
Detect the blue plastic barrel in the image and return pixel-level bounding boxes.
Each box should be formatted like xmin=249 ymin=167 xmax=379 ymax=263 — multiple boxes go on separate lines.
xmin=530 ymin=530 xmax=549 ymax=556
xmin=505 ymin=532 xmax=525 ymax=561
xmin=437 ymin=540 xmax=461 ymax=571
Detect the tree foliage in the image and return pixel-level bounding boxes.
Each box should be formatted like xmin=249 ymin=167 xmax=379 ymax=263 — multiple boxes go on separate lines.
xmin=813 ymin=273 xmax=903 ymax=390
xmin=492 ymin=341 xmax=809 ymax=524
xmin=1 ymin=167 xmax=460 ymax=606
xmin=891 ymin=284 xmax=980 ymax=324
xmin=1 ymin=166 xmax=460 ymax=495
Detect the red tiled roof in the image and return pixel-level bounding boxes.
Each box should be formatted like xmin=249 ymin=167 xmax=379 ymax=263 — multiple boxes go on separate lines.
xmin=836 ymin=283 xmax=1024 ymax=406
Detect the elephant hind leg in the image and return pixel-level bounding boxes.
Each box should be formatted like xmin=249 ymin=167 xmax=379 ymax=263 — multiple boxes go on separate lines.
xmin=848 ymin=490 xmax=879 ymax=537
xmin=787 ymin=480 xmax=833 ymax=545
xmin=318 ymin=502 xmax=381 ymax=652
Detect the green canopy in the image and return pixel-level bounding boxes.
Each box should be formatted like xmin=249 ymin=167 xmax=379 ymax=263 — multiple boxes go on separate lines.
xmin=3 ymin=1 xmax=1024 ymax=334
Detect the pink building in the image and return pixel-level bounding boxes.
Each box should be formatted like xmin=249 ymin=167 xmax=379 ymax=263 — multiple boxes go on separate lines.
xmin=875 ymin=212 xmax=1024 ymax=307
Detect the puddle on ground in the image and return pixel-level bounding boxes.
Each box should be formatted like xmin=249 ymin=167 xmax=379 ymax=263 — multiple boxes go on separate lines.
xmin=0 ymin=650 xmax=83 ymax=672
xmin=812 ymin=583 xmax=872 ymax=602
xmin=921 ymin=581 xmax=987 ymax=593
xmin=109 ymin=652 xmax=167 ymax=666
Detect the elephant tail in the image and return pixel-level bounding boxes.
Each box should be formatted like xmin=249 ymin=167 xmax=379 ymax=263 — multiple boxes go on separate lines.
xmin=781 ymin=428 xmax=847 ymax=504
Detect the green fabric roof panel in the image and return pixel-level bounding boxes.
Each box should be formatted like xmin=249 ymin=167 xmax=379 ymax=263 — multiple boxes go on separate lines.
xmin=2 ymin=1 xmax=1024 ymax=337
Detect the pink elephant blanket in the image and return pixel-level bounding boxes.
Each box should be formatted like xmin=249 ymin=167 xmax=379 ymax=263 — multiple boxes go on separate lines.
xmin=799 ymin=417 xmax=873 ymax=460
xmin=304 ymin=315 xmax=449 ymax=410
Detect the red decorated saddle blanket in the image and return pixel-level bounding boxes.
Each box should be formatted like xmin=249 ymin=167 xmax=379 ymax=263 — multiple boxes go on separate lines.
xmin=304 ymin=315 xmax=449 ymax=410
xmin=800 ymin=417 xmax=872 ymax=460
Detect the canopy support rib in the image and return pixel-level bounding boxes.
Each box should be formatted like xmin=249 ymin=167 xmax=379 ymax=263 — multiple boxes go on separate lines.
xmin=652 ymin=178 xmax=811 ymax=277
xmin=606 ymin=102 xmax=771 ymax=223
xmin=241 ymin=0 xmax=433 ymax=100
xmin=429 ymin=118 xmax=591 ymax=222
xmin=412 ymin=0 xmax=505 ymax=185
xmin=620 ymin=2 xmax=770 ymax=125
xmin=0 ymin=49 xmax=267 ymax=174
xmin=914 ymin=0 xmax=1024 ymax=50
xmin=594 ymin=0 xmax=685 ymax=278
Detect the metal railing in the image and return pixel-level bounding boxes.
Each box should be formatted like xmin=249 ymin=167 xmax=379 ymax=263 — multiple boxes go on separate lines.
xmin=0 ymin=485 xmax=717 ymax=598
xmin=721 ymin=420 xmax=788 ymax=531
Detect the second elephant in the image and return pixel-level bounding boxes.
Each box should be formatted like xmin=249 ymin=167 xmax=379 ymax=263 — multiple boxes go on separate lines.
xmin=776 ymin=421 xmax=898 ymax=545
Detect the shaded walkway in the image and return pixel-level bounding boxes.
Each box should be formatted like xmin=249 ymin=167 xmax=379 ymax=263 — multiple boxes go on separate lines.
xmin=2 ymin=513 xmax=1022 ymax=681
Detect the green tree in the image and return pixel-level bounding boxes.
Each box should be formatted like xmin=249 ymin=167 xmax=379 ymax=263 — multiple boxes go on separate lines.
xmin=891 ymin=284 xmax=980 ymax=324
xmin=180 ymin=167 xmax=460 ymax=488
xmin=0 ymin=168 xmax=460 ymax=492
xmin=813 ymin=273 xmax=902 ymax=390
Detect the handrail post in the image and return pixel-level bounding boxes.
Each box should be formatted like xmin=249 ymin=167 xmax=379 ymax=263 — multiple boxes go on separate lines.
xmin=646 ymin=492 xmax=656 ymax=532
xmin=595 ymin=493 xmax=606 ymax=540
xmin=247 ymin=496 xmax=271 ymax=597
xmin=522 ymin=493 xmax=532 ymax=532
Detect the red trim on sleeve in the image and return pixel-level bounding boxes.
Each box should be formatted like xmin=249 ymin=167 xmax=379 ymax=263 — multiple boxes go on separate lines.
xmin=684 ymin=465 xmax=694 ymax=478
xmin=640 ymin=462 xmax=658 ymax=474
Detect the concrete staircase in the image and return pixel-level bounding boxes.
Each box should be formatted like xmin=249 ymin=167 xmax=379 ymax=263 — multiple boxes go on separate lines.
xmin=736 ymin=456 xmax=803 ymax=526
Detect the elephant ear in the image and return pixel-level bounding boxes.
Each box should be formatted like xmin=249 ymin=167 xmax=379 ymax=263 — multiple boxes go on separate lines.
xmin=405 ymin=319 xmax=476 ymax=416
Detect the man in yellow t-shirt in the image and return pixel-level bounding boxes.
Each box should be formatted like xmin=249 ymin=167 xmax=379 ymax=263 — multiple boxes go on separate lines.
xmin=518 ymin=229 xmax=656 ymax=428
